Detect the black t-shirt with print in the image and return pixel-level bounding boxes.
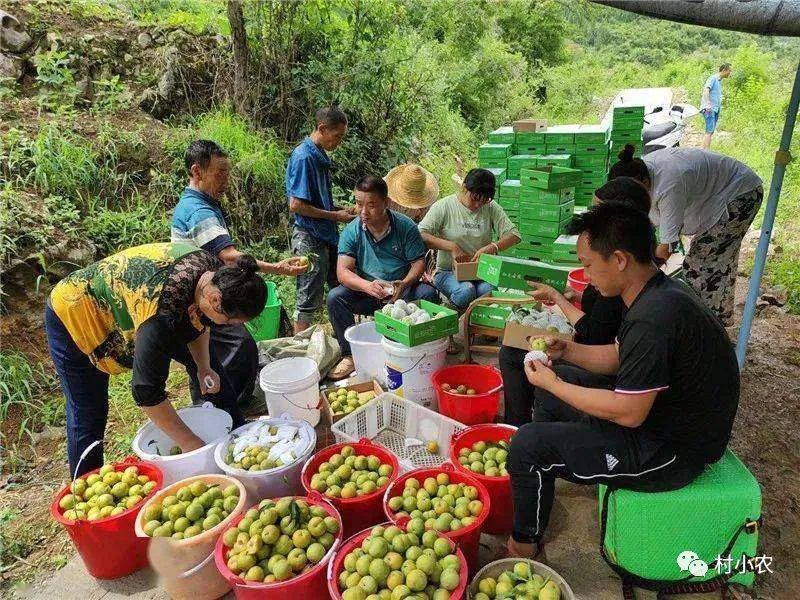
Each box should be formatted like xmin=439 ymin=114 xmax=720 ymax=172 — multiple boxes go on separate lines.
xmin=573 ymin=284 xmax=626 ymax=345
xmin=616 ymin=271 xmax=739 ymax=464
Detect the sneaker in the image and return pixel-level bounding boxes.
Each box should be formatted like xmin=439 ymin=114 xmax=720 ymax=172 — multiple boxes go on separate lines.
xmin=329 ymin=357 xmax=355 ymax=381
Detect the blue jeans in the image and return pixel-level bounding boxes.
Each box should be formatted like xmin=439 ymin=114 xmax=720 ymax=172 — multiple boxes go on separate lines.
xmin=327 ymin=282 xmax=439 ymax=356
xmin=45 ymin=303 xmax=246 ymax=477
xmin=291 ymin=226 xmax=338 ymax=323
xmin=433 ymin=270 xmax=493 ymax=310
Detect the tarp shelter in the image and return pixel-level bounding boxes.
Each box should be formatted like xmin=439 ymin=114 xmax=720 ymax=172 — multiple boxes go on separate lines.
xmin=592 ymin=0 xmax=800 ymax=368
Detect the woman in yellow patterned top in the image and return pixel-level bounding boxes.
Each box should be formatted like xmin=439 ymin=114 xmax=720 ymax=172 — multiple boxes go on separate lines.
xmin=46 ymin=242 xmax=267 ymax=476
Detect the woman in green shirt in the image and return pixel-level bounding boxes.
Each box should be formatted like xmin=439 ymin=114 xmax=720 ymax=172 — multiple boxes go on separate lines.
xmin=419 ymin=168 xmax=521 ymax=309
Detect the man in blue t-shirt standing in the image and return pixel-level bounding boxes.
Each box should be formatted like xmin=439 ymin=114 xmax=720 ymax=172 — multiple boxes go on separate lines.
xmin=286 ymin=106 xmax=355 ymax=334
xmin=700 ymin=63 xmax=731 ymax=150
xmin=327 ymin=176 xmax=438 ymax=379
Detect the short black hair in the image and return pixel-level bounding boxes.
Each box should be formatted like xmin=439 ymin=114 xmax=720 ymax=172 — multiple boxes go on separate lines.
xmin=566 ymin=202 xmax=656 ymax=264
xmin=463 ymin=168 xmax=496 ymax=200
xmin=184 ymin=140 xmax=228 ymax=174
xmin=719 ymin=63 xmax=732 ymax=72
xmin=594 ymin=177 xmax=651 ymax=214
xmin=355 ymin=175 xmax=388 ymax=198
xmin=212 ymin=254 xmax=266 ymax=319
xmin=608 ymin=143 xmax=650 ymax=183
xmin=315 ymin=106 xmax=348 ymax=129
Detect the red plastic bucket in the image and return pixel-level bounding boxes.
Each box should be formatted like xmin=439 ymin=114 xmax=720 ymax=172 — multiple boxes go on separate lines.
xmin=382 ymin=462 xmax=490 ymax=574
xmin=432 ymin=364 xmax=503 ymax=425
xmin=214 ymin=493 xmax=343 ymax=600
xmin=567 ymin=268 xmax=588 ymax=309
xmin=300 ymin=438 xmax=400 ymax=539
xmin=450 ymin=424 xmax=517 ymax=535
xmin=327 ymin=519 xmax=470 ymax=600
xmin=50 ymin=457 xmax=164 ymax=579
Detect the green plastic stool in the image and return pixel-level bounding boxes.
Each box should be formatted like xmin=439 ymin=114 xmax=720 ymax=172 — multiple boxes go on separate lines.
xmin=599 ymin=449 xmax=761 ymax=590
xmin=245 ymin=279 xmax=282 ymax=342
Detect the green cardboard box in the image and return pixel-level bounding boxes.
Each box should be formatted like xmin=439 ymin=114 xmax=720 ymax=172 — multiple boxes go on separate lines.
xmin=544 ymin=125 xmax=580 ymax=145
xmin=488 ymin=126 xmax=515 ymax=145
xmin=613 ymin=105 xmax=645 ymax=119
xmin=519 ymin=186 xmax=574 ymax=204
xmin=552 ymin=234 xmax=578 ymax=263
xmin=515 ymin=132 xmax=546 ymax=146
xmin=499 ymin=179 xmax=522 ymax=199
xmin=478 ymin=143 xmax=512 ymax=159
xmin=574 ymin=124 xmax=610 ymax=145
xmin=535 ymin=154 xmax=573 ymax=167
xmin=574 ymin=153 xmax=609 ymax=167
xmin=515 ymin=144 xmax=546 ymax=155
xmin=507 ymin=155 xmax=541 ymax=178
xmin=517 ymin=199 xmax=574 ymax=222
xmin=545 ymin=144 xmax=577 ymax=155
xmin=574 ymin=142 xmax=609 ymax=155
xmin=374 ymin=300 xmax=458 ymax=347
xmin=486 ymin=167 xmax=507 ymax=186
xmin=498 ymin=197 xmax=519 ymax=212
xmin=477 ymin=254 xmax=572 ymax=290
xmin=610 ymin=129 xmax=642 ymax=143
xmin=478 ymin=157 xmax=509 ymax=170
xmin=515 ymin=244 xmax=552 ymax=263
xmin=520 ymin=166 xmax=582 ymax=190
xmin=519 ymin=216 xmax=571 ymax=239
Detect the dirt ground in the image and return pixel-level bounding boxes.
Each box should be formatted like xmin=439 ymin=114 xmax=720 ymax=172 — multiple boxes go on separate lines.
xmin=2 ymin=274 xmax=799 ymax=598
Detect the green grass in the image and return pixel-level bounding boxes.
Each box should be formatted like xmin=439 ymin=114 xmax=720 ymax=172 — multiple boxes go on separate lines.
xmin=123 ymin=0 xmax=229 ymax=34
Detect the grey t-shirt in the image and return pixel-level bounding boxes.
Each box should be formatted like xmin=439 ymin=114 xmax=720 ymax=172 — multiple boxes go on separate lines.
xmin=643 ymin=148 xmax=762 ymax=244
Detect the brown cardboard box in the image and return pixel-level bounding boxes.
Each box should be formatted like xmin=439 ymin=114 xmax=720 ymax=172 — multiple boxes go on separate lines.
xmin=320 ymin=379 xmax=384 ymax=424
xmin=513 ymin=119 xmax=548 ymax=132
xmin=502 ymin=320 xmax=572 ymax=352
xmin=454 ymin=261 xmax=479 ymax=281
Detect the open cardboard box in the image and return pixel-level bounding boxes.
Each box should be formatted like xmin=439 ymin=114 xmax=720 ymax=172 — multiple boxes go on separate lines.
xmin=502 ymin=319 xmax=573 ymax=351
xmin=513 ymin=118 xmax=548 ymax=132
xmin=320 ymin=379 xmax=384 ymax=424
xmin=454 ymin=261 xmax=479 ymax=281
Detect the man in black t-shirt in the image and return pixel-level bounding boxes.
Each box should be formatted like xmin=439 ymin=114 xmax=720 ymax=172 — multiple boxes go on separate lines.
xmin=506 ymin=202 xmax=740 ymax=559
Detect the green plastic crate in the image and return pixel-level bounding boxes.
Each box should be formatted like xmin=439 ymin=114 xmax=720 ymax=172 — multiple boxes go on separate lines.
xmin=515 ymin=144 xmax=546 ymax=155
xmin=575 ymin=153 xmax=609 ymax=168
xmin=486 ymin=167 xmax=507 ymax=186
xmin=520 ymin=166 xmax=582 ymax=190
xmin=535 ymin=154 xmax=573 ymax=167
xmin=519 ymin=186 xmax=574 ymax=205
xmin=517 ymin=199 xmax=574 ymax=222
xmin=552 ymin=234 xmax=578 ymax=263
xmin=574 ymin=124 xmax=610 ymax=145
xmin=478 ymin=157 xmax=509 ymax=170
xmin=498 ymin=179 xmax=522 ymax=199
xmin=478 ymin=143 xmax=512 ymax=159
xmin=545 ymin=144 xmax=577 ymax=156
xmin=488 ymin=126 xmax=515 ymax=145
xmin=477 ymin=254 xmax=572 ymax=290
xmin=515 ymin=131 xmax=546 ymax=146
xmin=519 ymin=216 xmax=570 ymax=239
xmin=507 ymin=155 xmax=541 ymax=178
xmin=599 ymin=449 xmax=761 ymax=587
xmin=374 ymin=300 xmax=458 ymax=347
xmin=245 ymin=279 xmax=282 ymax=342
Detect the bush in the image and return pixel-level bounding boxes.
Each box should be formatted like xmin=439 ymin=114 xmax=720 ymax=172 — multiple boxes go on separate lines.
xmin=84 ymin=197 xmax=169 ymax=255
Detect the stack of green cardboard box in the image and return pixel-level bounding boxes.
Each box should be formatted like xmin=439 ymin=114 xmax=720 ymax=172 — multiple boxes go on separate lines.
xmin=610 ymin=105 xmax=645 ymax=158
xmin=572 ymin=124 xmax=611 ymax=207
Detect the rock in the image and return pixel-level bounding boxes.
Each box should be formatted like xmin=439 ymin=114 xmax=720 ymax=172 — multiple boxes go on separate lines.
xmin=137 ymin=32 xmax=153 ymax=49
xmin=761 ymin=285 xmax=787 ymax=306
xmin=44 ymin=238 xmax=96 ymax=279
xmin=0 ymin=51 xmax=22 ymax=80
xmin=758 ymin=304 xmax=785 ymax=318
xmin=46 ymin=31 xmax=61 ymax=50
xmin=76 ymin=77 xmax=93 ymax=100
xmin=0 ymin=10 xmax=32 ymax=53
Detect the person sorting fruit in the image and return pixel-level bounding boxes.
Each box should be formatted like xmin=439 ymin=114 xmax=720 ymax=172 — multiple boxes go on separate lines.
xmin=171 ymin=139 xmax=307 ymax=413
xmin=608 ymin=144 xmax=763 ymax=326
xmin=499 ymin=177 xmax=648 ymax=425
xmin=327 ymin=176 xmax=439 ymax=379
xmin=506 ymin=202 xmax=740 ymax=560
xmin=45 ymin=242 xmax=268 ymax=476
xmin=419 ymin=168 xmax=521 ymax=310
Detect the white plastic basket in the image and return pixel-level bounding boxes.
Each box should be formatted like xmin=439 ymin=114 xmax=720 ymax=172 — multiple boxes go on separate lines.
xmin=330 ymin=392 xmax=467 ymax=472
xmin=468 ymin=558 xmax=575 ymax=600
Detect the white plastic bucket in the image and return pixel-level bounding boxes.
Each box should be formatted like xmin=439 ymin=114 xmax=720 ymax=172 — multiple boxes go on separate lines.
xmin=344 ymin=322 xmax=388 ymax=385
xmin=131 ymin=402 xmax=233 ymax=485
xmin=259 ymin=357 xmax=321 ymax=426
xmin=381 ymin=337 xmax=448 ymax=411
xmin=213 ymin=413 xmax=316 ymax=500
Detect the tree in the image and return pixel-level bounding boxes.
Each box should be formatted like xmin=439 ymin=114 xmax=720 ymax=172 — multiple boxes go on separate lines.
xmin=227 ymin=0 xmax=251 ymax=112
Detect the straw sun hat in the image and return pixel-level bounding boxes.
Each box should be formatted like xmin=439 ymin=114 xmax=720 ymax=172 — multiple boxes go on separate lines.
xmin=384 ymin=164 xmax=439 ymax=210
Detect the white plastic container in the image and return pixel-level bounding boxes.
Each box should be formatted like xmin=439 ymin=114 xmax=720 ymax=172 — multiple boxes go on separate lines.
xmin=131 ymin=402 xmax=232 ymax=485
xmin=149 ymin=547 xmax=230 ymax=600
xmin=344 ymin=322 xmax=388 ymax=385
xmin=259 ymin=357 xmax=321 ymax=426
xmin=382 ymin=337 xmax=448 ymax=411
xmin=331 ymin=392 xmax=466 ymax=472
xmin=213 ymin=414 xmax=316 ymax=500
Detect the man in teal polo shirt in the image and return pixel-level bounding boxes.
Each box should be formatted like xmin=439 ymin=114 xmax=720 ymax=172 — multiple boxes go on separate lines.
xmin=327 ymin=175 xmax=439 ymax=379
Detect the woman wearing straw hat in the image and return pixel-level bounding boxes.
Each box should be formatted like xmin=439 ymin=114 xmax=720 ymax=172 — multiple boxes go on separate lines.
xmin=384 ymin=163 xmax=440 ymax=223
xmin=419 ymin=168 xmax=521 ymax=310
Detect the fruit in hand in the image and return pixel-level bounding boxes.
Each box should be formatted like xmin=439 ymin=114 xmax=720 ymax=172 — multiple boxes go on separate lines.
xmin=337 ymin=524 xmax=462 ymax=598
xmin=222 ymin=497 xmax=338 ymax=583
xmin=475 ymin=562 xmax=559 ymax=599
xmin=457 ymin=439 xmax=509 ymax=477
xmin=58 ymin=463 xmax=156 ymax=522
xmin=386 ymin=473 xmax=484 ymax=533
xmin=308 ymin=445 xmax=394 ymax=499
xmin=142 ymin=480 xmax=240 ymax=539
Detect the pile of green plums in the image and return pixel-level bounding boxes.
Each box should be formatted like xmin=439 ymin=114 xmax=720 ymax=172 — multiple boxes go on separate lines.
xmin=58 ymin=463 xmax=157 ymax=521
xmin=308 ymin=445 xmax=395 ymax=499
xmin=456 ymin=440 xmax=509 ymax=477
xmin=141 ymin=480 xmax=240 ymax=539
xmin=474 ymin=561 xmax=561 ymax=600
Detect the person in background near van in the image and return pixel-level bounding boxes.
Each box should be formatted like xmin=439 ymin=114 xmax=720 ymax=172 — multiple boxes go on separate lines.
xmin=327 ymin=176 xmax=438 ymax=380
xmin=499 ymin=177 xmax=649 ymax=426
xmin=700 ymin=63 xmax=731 ymax=149
xmin=286 ymin=106 xmax=355 ymax=334
xmin=384 ymin=163 xmax=439 ymax=224
xmin=419 ymin=168 xmax=521 ymax=310
xmin=171 ymin=140 xmax=306 ymax=414
xmin=609 ymin=144 xmax=762 ymax=326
